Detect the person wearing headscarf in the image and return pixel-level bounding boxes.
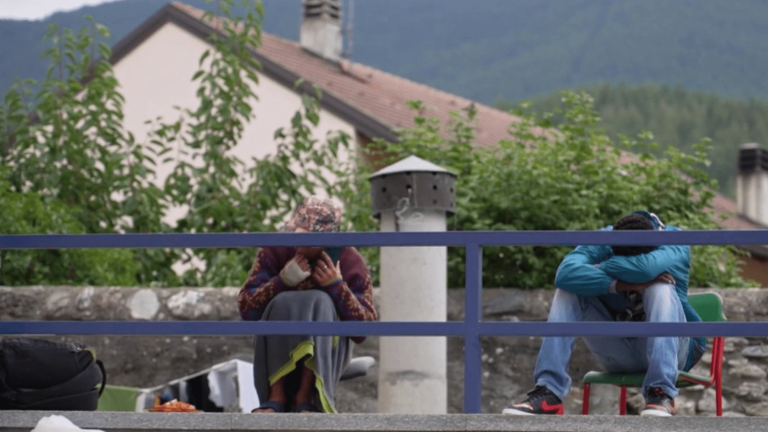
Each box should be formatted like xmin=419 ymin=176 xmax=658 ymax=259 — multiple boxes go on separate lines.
xmin=238 ymin=196 xmax=377 ymax=413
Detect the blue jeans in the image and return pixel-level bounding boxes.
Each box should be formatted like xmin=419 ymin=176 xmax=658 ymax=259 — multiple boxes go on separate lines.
xmin=533 ymin=283 xmax=689 ymax=399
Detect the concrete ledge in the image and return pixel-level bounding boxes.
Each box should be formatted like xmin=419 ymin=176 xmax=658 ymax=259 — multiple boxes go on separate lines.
xmin=0 ymin=412 xmax=765 ymax=432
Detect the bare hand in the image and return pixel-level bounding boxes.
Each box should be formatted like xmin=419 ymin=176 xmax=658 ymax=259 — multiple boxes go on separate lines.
xmin=312 ymin=251 xmax=342 ymax=287
xmin=654 ymin=273 xmax=675 ymax=286
xmin=291 ymin=254 xmax=311 ymax=273
xmin=616 ymin=273 xmax=675 ymax=292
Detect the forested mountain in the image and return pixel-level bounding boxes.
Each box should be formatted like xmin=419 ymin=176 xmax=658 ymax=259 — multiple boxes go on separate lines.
xmin=500 ymin=84 xmax=768 ymax=197
xmin=2 ymin=0 xmax=768 ymax=103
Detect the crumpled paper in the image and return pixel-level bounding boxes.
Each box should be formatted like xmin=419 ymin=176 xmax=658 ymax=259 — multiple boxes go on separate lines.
xmin=30 ymin=415 xmax=105 ymax=432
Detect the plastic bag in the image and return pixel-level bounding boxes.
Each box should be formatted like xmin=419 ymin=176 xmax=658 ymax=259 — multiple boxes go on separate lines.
xmin=30 ymin=415 xmax=105 ymax=432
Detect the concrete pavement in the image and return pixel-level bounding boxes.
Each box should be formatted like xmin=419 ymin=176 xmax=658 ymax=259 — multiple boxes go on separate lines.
xmin=0 ymin=412 xmax=763 ymax=432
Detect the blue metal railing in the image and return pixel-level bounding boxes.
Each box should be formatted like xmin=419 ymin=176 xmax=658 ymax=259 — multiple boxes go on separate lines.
xmin=2 ymin=229 xmax=768 ymax=413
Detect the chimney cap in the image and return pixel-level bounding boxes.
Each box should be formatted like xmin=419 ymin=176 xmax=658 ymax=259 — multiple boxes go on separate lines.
xmin=302 ymin=0 xmax=341 ymax=19
xmin=368 ymin=156 xmax=456 ymax=217
xmin=740 ymin=142 xmax=764 ymax=150
xmin=738 ymin=142 xmax=768 ymax=173
xmin=369 ymin=155 xmax=455 ymax=180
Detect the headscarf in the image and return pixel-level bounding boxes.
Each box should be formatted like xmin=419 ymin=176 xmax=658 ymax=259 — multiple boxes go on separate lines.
xmin=282 ymin=195 xmax=343 ymax=233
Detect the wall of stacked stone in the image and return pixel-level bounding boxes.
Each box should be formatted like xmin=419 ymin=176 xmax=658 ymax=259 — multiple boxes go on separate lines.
xmin=1 ymin=285 xmax=767 ymax=415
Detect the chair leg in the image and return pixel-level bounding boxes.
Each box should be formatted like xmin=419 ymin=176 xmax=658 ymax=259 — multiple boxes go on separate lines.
xmin=582 ymin=384 xmax=590 ymax=415
xmin=716 ymin=372 xmax=723 ymax=416
xmin=716 ymin=337 xmax=724 ymax=417
xmin=619 ymin=386 xmax=627 ymax=415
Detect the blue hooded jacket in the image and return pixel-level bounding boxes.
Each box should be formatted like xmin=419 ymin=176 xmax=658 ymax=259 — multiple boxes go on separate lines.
xmin=553 ymin=212 xmax=705 ymax=371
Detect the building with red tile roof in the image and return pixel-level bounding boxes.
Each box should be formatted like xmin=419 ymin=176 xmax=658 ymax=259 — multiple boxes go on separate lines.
xmin=109 ymin=2 xmax=767 ymax=285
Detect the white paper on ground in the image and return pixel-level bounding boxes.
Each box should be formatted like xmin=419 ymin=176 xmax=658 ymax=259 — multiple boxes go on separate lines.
xmin=30 ymin=415 xmax=105 ymax=432
xmin=133 ymin=359 xmax=260 ymax=413
xmin=207 ymin=363 xmax=237 ymax=408
xmin=235 ymin=359 xmax=259 ymax=412
xmin=204 ymin=359 xmax=259 ymax=412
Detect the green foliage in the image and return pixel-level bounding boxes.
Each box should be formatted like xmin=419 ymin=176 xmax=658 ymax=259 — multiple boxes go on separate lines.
xmin=0 ymin=1 xmax=353 ymax=287
xmin=0 ymin=168 xmax=138 ymax=286
xmin=151 ymin=0 xmax=353 ymax=286
xmin=500 ymin=83 xmax=768 ymax=198
xmin=0 ymin=14 xmax=174 ymax=286
xmin=354 ymin=91 xmax=753 ymax=289
xmin=1 ymin=2 xmax=753 ymax=291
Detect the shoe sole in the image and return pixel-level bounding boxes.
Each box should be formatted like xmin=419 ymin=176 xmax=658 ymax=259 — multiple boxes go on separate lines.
xmin=640 ymin=409 xmax=673 ymax=417
xmin=502 ymin=408 xmax=534 ymax=416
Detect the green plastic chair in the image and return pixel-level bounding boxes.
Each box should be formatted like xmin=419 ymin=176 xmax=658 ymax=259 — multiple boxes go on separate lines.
xmin=581 ymin=292 xmax=726 ymax=416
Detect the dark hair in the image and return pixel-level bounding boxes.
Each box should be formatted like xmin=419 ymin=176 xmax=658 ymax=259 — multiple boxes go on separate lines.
xmin=611 ymin=213 xmax=657 ymax=256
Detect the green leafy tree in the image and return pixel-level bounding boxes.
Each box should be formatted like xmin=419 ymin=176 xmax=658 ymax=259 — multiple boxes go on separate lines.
xmin=353 ymin=92 xmax=753 ymax=289
xmin=0 ymin=0 xmax=356 ymax=287
xmin=500 ymin=83 xmax=768 ymax=198
xmin=0 ymin=167 xmax=138 ymax=286
xmin=1 ymin=2 xmax=752 ymax=290
xmin=0 ymin=15 xmax=174 ymax=286
xmin=154 ymin=1 xmax=352 ymax=286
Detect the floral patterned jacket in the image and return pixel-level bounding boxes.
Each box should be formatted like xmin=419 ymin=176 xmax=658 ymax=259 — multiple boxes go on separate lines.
xmin=238 ymin=246 xmax=378 ymax=343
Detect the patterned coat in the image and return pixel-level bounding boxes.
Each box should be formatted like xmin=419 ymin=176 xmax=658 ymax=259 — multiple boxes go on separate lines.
xmin=238 ymin=246 xmax=378 ymax=343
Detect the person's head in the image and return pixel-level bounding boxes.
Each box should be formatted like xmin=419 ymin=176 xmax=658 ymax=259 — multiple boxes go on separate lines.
xmin=611 ymin=211 xmax=664 ymax=256
xmin=283 ymin=195 xmax=343 ymax=259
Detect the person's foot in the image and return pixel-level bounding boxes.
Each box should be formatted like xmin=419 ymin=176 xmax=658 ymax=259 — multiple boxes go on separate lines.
xmin=252 ymin=400 xmax=285 ymax=413
xmin=502 ymin=385 xmax=564 ymax=415
xmin=640 ymin=387 xmax=676 ymax=417
xmin=295 ymin=401 xmax=323 ymax=413
xmin=295 ymin=363 xmax=319 ymax=412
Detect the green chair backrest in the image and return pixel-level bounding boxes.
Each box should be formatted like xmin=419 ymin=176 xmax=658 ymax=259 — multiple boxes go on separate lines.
xmin=688 ymin=292 xmax=726 ymax=322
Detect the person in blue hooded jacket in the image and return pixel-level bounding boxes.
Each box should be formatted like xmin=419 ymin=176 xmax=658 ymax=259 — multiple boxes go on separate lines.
xmin=503 ymin=211 xmax=705 ymax=417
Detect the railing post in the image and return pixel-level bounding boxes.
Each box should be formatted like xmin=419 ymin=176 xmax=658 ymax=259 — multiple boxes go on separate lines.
xmin=464 ymin=242 xmax=482 ymax=413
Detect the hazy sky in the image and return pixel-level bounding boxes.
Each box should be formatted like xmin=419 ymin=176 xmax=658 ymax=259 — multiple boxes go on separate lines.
xmin=0 ymin=0 xmax=119 ymax=20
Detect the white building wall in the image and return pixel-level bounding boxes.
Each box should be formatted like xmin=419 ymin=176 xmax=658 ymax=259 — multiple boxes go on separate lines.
xmin=112 ymin=22 xmax=357 ymax=226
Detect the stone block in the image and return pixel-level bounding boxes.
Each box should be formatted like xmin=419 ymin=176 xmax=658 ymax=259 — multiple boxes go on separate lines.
xmin=678 ymin=398 xmax=697 ymax=416
xmin=744 ymin=401 xmax=768 ymax=416
xmin=728 ymin=337 xmax=750 ymax=346
xmin=742 ymin=345 xmax=768 ymax=359
xmin=728 ymin=358 xmax=749 ymax=367
xmin=128 ymin=289 xmax=160 ymax=320
xmin=729 ymin=364 xmax=767 ymax=380
xmin=697 ymin=388 xmax=729 ymax=413
xmin=735 ymin=382 xmax=768 ymax=402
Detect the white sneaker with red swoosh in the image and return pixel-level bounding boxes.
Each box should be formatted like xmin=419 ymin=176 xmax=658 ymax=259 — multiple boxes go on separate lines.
xmin=502 ymin=386 xmax=564 ymax=416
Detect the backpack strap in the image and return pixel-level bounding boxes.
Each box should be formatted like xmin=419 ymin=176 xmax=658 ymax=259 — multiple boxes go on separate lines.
xmin=96 ymin=359 xmax=107 ymax=396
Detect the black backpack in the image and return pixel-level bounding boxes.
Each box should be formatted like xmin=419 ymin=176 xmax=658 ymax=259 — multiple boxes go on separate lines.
xmin=0 ymin=338 xmax=106 ymax=410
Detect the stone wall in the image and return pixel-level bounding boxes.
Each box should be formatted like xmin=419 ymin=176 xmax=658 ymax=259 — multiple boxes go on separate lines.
xmin=2 ymin=286 xmax=768 ymax=415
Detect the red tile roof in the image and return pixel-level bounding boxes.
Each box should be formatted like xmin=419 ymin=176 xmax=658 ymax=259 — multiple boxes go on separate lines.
xmin=172 ymin=2 xmax=519 ymax=147
xmin=165 ymin=3 xmax=765 ymax=234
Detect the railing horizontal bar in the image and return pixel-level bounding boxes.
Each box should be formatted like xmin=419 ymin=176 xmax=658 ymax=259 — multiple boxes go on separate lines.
xmin=1 ymin=230 xmax=767 ymax=250
xmin=0 ymin=321 xmax=466 ymax=336
xmin=478 ymin=321 xmax=764 ymax=337
xmin=2 ymin=321 xmax=767 ymax=337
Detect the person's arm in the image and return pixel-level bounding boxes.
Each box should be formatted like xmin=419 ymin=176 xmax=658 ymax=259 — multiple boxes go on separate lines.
xmin=554 ymin=243 xmax=615 ymax=296
xmin=313 ymin=250 xmax=377 ymax=343
xmin=600 ymin=245 xmax=690 ymax=284
xmin=238 ymin=247 xmax=293 ymax=321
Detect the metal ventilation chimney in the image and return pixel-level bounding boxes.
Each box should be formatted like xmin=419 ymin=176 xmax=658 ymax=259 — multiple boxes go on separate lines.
xmin=370 ymin=155 xmax=456 ymax=414
xmin=300 ymin=0 xmax=342 ymax=62
xmin=737 ymin=143 xmax=768 ymax=226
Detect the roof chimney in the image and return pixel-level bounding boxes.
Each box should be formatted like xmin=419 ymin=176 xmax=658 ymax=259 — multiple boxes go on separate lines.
xmin=737 ymin=143 xmax=768 ymax=226
xmin=300 ymin=0 xmax=342 ymax=62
